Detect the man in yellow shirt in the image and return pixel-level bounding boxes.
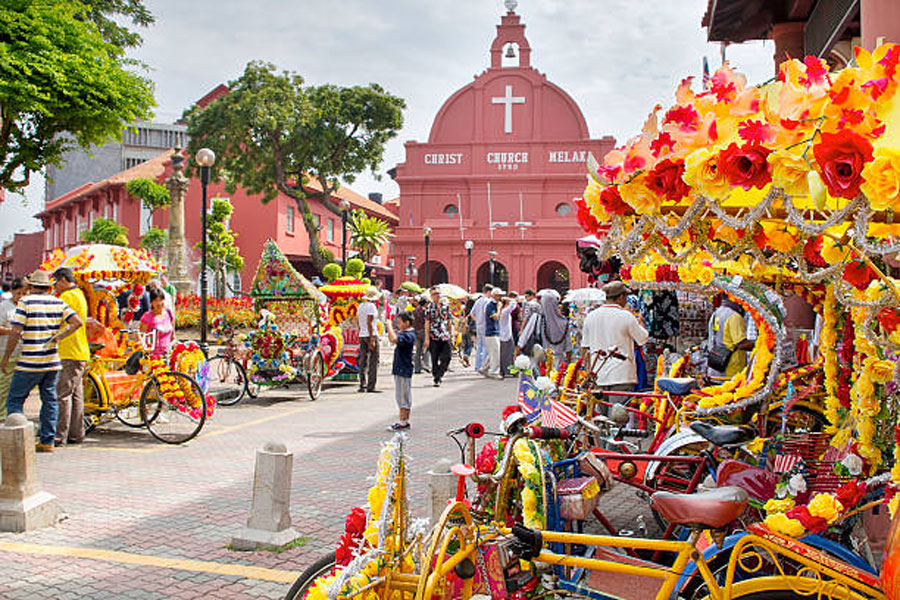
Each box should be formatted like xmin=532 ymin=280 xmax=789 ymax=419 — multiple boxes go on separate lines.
xmin=707 ymin=297 xmax=752 ymax=378
xmin=52 ymin=268 xmax=90 ymax=446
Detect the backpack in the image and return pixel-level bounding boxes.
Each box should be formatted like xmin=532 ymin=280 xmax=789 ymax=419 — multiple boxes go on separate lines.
xmin=521 ymin=314 xmax=543 ymax=356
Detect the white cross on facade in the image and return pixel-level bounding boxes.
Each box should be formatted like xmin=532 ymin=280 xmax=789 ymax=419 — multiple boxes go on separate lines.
xmin=491 ymin=85 xmax=525 ymax=134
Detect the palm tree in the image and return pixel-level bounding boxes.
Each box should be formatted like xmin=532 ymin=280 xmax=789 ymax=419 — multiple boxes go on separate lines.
xmin=348 ymin=210 xmax=393 ymax=263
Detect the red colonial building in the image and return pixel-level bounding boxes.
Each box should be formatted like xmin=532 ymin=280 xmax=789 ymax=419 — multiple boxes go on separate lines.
xmin=0 ymin=232 xmax=43 ymax=282
xmin=36 ymin=150 xmax=398 ymax=290
xmin=390 ymin=4 xmax=615 ymax=293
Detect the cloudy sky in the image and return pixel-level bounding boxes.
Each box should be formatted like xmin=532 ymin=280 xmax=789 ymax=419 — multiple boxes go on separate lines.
xmin=1 ymin=0 xmax=775 ymax=240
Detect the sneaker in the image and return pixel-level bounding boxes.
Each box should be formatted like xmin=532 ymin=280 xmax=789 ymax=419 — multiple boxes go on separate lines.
xmin=389 ymin=421 xmax=410 ymax=431
xmin=357 ymin=387 xmax=365 ymax=393
xmin=433 ymin=381 xmax=441 ymax=387
xmin=35 ymin=443 xmax=54 ymax=453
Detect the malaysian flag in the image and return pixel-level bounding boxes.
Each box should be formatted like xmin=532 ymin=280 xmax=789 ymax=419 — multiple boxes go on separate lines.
xmin=517 ymin=375 xmax=578 ymax=428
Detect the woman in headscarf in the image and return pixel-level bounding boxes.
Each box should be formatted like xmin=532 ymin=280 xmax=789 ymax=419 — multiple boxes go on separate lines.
xmin=517 ymin=289 xmax=570 ymax=368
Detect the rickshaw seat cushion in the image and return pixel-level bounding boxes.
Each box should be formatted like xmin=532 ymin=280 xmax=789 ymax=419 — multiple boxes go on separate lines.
xmin=690 ymin=421 xmax=755 ymax=447
xmin=650 ymin=486 xmax=748 ymax=529
xmin=656 ymin=377 xmax=697 ymax=395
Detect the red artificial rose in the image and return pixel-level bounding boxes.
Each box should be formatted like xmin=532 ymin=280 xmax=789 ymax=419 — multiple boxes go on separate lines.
xmin=335 ymin=533 xmax=358 ymax=566
xmin=812 ymin=130 xmax=874 ymax=199
xmin=575 ymin=198 xmax=601 ymax=234
xmin=718 ymin=143 xmax=772 ymax=190
xmin=803 ymin=237 xmax=827 ymax=268
xmin=842 ymin=257 xmax=877 ymax=290
xmin=878 ymin=307 xmax=900 ymax=334
xmin=599 ymin=186 xmax=633 ymax=216
xmin=646 ymin=159 xmax=690 ymax=202
xmin=786 ymin=505 xmax=828 ymax=533
xmin=344 ymin=507 xmax=367 ymax=537
xmin=475 ymin=442 xmax=498 ymax=474
xmin=836 ymin=480 xmax=865 ymax=508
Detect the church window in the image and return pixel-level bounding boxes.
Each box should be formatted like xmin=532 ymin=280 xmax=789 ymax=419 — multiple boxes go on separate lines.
xmin=443 ymin=204 xmax=459 ymax=218
xmin=555 ymin=202 xmax=572 ymax=217
xmin=327 ymin=218 xmax=334 ymax=242
xmin=286 ymin=206 xmax=294 ymax=233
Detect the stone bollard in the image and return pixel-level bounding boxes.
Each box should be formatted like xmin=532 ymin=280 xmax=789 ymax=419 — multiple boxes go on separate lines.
xmin=0 ymin=413 xmax=59 ymax=532
xmin=425 ymin=458 xmax=456 ymax=523
xmin=230 ymin=441 xmax=302 ymax=551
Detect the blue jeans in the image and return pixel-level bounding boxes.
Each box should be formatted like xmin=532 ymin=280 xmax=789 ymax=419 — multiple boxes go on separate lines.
xmin=6 ymin=369 xmax=59 ymax=445
xmin=474 ymin=331 xmax=487 ymax=370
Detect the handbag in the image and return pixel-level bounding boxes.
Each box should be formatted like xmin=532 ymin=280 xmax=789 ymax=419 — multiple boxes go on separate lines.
xmin=707 ymin=343 xmax=733 ymax=372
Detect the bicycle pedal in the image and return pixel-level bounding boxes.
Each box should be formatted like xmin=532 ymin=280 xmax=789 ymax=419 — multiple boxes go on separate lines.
xmin=618 ymin=529 xmax=635 ymax=537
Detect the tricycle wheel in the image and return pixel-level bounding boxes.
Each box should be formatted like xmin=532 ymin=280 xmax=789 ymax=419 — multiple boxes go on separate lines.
xmin=284 ymin=551 xmax=336 ymax=600
xmin=207 ymin=355 xmax=247 ymax=406
xmin=307 ymin=352 xmax=326 ymax=401
xmin=141 ymin=371 xmax=207 ymax=444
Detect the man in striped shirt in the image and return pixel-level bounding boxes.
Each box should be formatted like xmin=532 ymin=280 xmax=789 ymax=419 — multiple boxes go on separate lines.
xmin=0 ymin=271 xmax=83 ymax=453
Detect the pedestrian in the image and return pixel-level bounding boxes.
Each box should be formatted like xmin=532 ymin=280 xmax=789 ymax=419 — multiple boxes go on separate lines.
xmin=386 ymin=313 xmax=415 ymax=431
xmin=139 ymin=288 xmax=176 ymax=358
xmin=508 ymin=291 xmax=521 ymax=344
xmin=499 ymin=292 xmax=517 ymax=377
xmin=706 ymin=294 xmax=752 ymax=378
xmin=1 ymin=282 xmax=11 ymax=302
xmin=161 ymin=275 xmax=177 ymax=309
xmin=357 ymin=287 xmax=380 ymax=393
xmin=52 ymin=268 xmax=90 ymax=447
xmin=1 ymin=270 xmax=83 ymax=453
xmin=579 ymin=280 xmax=649 ymax=421
xmin=412 ymin=297 xmax=427 ymax=374
xmin=518 ymin=289 xmax=570 ymax=368
xmin=479 ymin=288 xmax=503 ymax=379
xmin=424 ymin=286 xmax=453 ymax=387
xmin=468 ymin=284 xmax=493 ymax=371
xmin=519 ymin=289 xmax=540 ymax=336
xmin=0 ymin=278 xmax=27 ymax=422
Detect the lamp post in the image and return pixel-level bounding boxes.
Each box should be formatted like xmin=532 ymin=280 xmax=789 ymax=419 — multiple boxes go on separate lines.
xmin=423 ymin=226 xmax=432 ymax=287
xmin=196 ymin=147 xmax=216 ymax=354
xmin=464 ymin=240 xmax=473 ymax=292
xmin=488 ymin=250 xmax=498 ymax=287
xmin=339 ymin=199 xmax=351 ymax=269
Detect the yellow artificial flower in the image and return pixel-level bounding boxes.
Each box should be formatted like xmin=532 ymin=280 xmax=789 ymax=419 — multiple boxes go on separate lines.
xmin=619 ymin=174 xmax=661 ymax=214
xmin=890 ymin=495 xmax=900 ymax=518
xmin=745 ymin=437 xmax=767 ymax=455
xmin=807 ymin=493 xmax=844 ymax=523
xmin=696 ymin=265 xmax=715 ymax=286
xmin=869 ymin=358 xmax=895 ymax=384
xmin=759 ymin=221 xmax=799 ymax=253
xmin=764 ymin=497 xmax=796 ymax=515
xmin=768 ymin=150 xmax=811 ymax=196
xmin=861 ymin=148 xmax=900 ymax=211
xmin=684 ymin=147 xmax=731 ymax=200
xmin=830 ymin=426 xmax=852 ymax=450
xmin=764 ymin=513 xmax=807 ymax=537
xmin=808 ymin=171 xmax=827 ymax=210
xmin=820 ymin=236 xmax=850 ymax=265
xmin=712 ymin=223 xmax=741 ymax=245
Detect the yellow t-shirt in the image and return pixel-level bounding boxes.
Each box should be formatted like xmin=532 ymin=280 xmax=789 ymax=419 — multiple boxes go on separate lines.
xmin=722 ymin=312 xmax=747 ymax=377
xmin=58 ymin=288 xmax=90 ymax=361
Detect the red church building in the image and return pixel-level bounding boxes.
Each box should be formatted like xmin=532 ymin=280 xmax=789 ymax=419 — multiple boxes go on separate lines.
xmin=390 ymin=3 xmax=615 ymax=293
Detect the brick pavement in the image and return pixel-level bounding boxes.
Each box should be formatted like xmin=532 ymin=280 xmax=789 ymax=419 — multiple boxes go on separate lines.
xmin=0 ymin=357 xmax=653 ymax=599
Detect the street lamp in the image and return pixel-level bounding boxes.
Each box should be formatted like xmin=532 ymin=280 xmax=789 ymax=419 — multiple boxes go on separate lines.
xmin=464 ymin=240 xmax=474 ymax=292
xmin=339 ymin=199 xmax=351 ymax=269
xmin=423 ymin=226 xmax=432 ymax=287
xmin=488 ymin=250 xmax=498 ymax=287
xmin=196 ymin=147 xmax=216 ymax=354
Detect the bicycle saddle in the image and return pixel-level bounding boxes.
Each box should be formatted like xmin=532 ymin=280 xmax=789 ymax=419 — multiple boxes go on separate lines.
xmin=650 ymin=486 xmax=748 ymax=529
xmin=655 ymin=377 xmax=698 ymax=396
xmin=689 ymin=421 xmax=755 ymax=447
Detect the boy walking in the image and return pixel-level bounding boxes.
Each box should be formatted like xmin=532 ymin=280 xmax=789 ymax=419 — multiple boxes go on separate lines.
xmin=387 ymin=313 xmax=415 ymax=431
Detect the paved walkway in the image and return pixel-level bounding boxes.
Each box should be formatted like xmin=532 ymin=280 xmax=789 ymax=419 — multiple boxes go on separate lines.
xmin=0 ymin=359 xmax=650 ymax=599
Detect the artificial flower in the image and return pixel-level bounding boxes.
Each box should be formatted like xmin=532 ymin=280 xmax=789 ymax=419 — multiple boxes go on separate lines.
xmin=869 ymin=358 xmax=895 ymax=383
xmin=836 ymin=480 xmax=866 ymax=508
xmin=842 ymin=257 xmax=878 ymax=290
xmin=768 ymin=150 xmax=811 ymax=196
xmin=764 ymin=512 xmax=807 ymax=537
xmin=807 ymin=493 xmax=844 ymax=522
xmin=786 ymin=505 xmax=828 ymax=533
xmin=764 ymin=497 xmax=795 ymax=514
xmin=599 ymin=185 xmax=633 ymax=216
xmin=646 ymin=159 xmax=690 ymax=202
xmin=807 ymin=170 xmax=827 ymax=209
xmin=788 ymin=473 xmax=808 ymax=497
xmin=841 ymin=453 xmax=864 ymax=476
xmin=860 ymin=148 xmax=900 ymax=211
xmin=812 ymin=130 xmax=874 ymax=199
xmin=820 ymin=236 xmax=851 ymax=264
xmin=619 ymin=175 xmax=661 ymax=214
xmin=718 ymin=142 xmax=772 ymax=190
xmin=683 ymin=147 xmax=731 ymax=200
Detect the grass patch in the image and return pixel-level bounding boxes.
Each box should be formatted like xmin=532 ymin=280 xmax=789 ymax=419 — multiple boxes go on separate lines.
xmin=226 ymin=537 xmax=307 ymax=553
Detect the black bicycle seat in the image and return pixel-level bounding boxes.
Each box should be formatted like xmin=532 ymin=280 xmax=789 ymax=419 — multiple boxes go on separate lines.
xmin=689 ymin=421 xmax=755 ymax=447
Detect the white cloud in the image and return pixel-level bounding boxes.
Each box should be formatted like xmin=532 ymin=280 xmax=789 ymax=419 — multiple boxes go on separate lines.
xmin=3 ymin=0 xmax=775 ymax=239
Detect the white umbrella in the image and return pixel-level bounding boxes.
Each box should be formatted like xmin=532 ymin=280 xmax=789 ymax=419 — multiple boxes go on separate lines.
xmin=565 ymin=287 xmax=606 ymax=304
xmin=433 ymin=283 xmax=468 ymax=299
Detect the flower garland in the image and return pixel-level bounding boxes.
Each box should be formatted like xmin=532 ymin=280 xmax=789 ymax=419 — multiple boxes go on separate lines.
xmin=764 ymin=479 xmax=867 ymax=538
xmin=241 ymin=319 xmax=298 ymax=385
xmin=513 ymin=438 xmax=545 ymax=530
xmin=146 ymin=358 xmax=207 ymax=420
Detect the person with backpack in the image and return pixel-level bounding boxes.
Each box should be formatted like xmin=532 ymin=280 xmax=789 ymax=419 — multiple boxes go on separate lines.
xmin=517 ymin=289 xmax=570 ymax=368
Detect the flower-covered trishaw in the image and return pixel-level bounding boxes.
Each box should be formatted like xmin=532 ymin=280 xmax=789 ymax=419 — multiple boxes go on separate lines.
xmin=288 ymin=46 xmax=900 ymax=600
xmin=40 ymin=245 xmax=210 ymax=444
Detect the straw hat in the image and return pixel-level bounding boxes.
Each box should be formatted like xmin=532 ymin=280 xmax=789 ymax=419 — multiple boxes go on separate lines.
xmin=363 ymin=287 xmax=380 ymax=301
xmin=25 ymin=270 xmax=52 ymax=287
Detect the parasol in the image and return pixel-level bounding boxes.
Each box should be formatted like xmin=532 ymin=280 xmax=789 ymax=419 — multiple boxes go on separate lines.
xmin=564 ymin=287 xmax=606 ymax=304
xmin=40 ymin=244 xmax=164 ymax=282
xmin=400 ymin=281 xmax=424 ymax=294
xmin=433 ymin=283 xmax=468 ymax=299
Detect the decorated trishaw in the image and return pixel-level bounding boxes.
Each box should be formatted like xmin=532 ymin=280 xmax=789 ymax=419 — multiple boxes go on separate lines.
xmin=40 ymin=245 xmax=211 ymax=444
xmin=287 ymin=45 xmax=900 ymax=600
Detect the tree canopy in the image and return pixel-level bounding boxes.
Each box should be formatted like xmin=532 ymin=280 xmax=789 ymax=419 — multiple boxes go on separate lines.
xmin=348 ymin=210 xmax=392 ymax=263
xmin=82 ymin=218 xmax=129 ymax=246
xmin=184 ymin=61 xmax=405 ymax=271
xmin=79 ymin=0 xmax=155 ymax=49
xmin=0 ymin=0 xmax=155 ymax=192
xmin=126 ymin=177 xmax=170 ymax=229
xmin=195 ymin=197 xmax=244 ymax=298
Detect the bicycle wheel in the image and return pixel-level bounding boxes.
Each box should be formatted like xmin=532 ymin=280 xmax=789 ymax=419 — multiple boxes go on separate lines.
xmin=307 ymin=351 xmax=326 ymax=401
xmin=207 ymin=355 xmax=247 ymax=406
xmin=284 ymin=551 xmax=336 ymax=600
xmin=140 ymin=371 xmax=207 ymax=444
xmin=644 ymin=431 xmax=710 ymax=533
xmin=111 ymin=374 xmax=145 ymax=429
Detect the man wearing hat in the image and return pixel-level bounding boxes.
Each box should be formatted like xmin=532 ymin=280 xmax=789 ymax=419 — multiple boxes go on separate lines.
xmin=478 ymin=288 xmax=504 ymax=379
xmin=0 ymin=270 xmax=84 ymax=452
xmin=580 ymin=281 xmax=649 ymax=417
xmin=357 ymin=287 xmax=381 ymax=393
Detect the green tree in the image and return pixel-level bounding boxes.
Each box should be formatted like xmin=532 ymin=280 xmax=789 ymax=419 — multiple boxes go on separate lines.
xmin=79 ymin=0 xmax=155 ymax=49
xmin=140 ymin=227 xmax=167 ymax=259
xmin=345 ymin=258 xmax=365 ymax=279
xmin=126 ymin=178 xmax=170 ymax=230
xmin=184 ymin=61 xmax=405 ymax=272
xmin=0 ymin=1 xmax=154 ymax=193
xmin=348 ymin=210 xmax=393 ymax=263
xmin=82 ymin=218 xmax=129 ymax=246
xmin=195 ymin=198 xmax=244 ymax=298
xmin=322 ymin=263 xmax=342 ymax=282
